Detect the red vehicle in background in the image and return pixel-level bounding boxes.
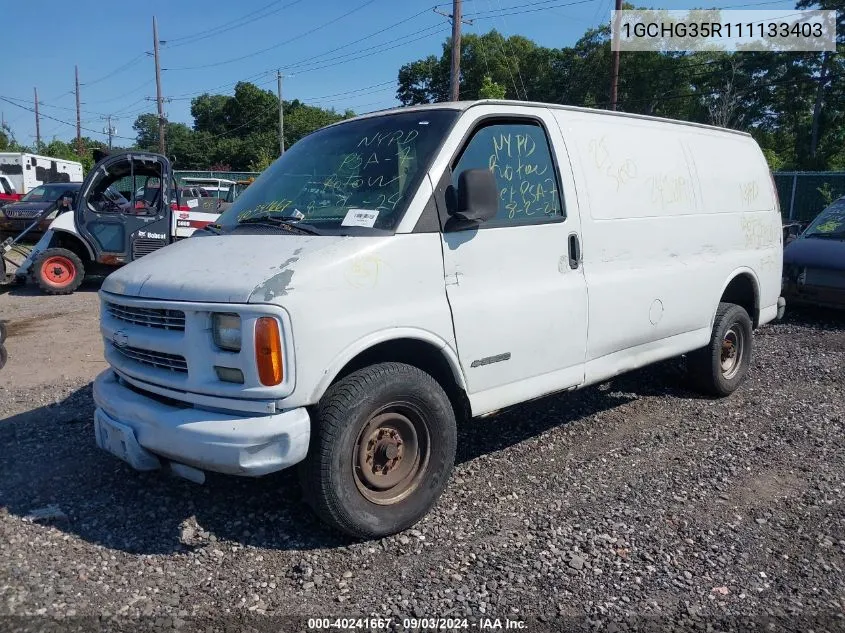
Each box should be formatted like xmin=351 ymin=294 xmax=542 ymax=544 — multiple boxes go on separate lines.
xmin=0 ymin=175 xmax=23 ymax=206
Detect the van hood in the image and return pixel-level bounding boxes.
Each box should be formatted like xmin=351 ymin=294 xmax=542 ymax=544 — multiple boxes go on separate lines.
xmin=101 ymin=234 xmax=346 ymax=303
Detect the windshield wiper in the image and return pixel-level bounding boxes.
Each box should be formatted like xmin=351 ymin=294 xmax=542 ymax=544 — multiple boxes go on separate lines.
xmin=238 ymin=215 xmax=321 ymax=235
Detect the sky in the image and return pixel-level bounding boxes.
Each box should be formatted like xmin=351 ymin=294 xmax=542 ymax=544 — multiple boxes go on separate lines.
xmin=1 ymin=0 xmax=799 ymax=149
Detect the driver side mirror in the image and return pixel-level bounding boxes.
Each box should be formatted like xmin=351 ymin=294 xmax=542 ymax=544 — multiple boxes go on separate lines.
xmin=450 ymin=169 xmax=499 ymax=225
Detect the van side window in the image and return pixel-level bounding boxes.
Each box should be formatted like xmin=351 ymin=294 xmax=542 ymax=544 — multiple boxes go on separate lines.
xmin=452 ymin=121 xmax=564 ymax=225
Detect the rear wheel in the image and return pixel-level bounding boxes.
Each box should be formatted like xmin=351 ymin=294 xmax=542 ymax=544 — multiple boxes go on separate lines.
xmin=0 ymin=321 xmax=6 ymax=345
xmin=300 ymin=362 xmax=457 ymax=538
xmin=687 ymin=302 xmax=753 ymax=397
xmin=33 ymin=248 xmax=84 ymax=295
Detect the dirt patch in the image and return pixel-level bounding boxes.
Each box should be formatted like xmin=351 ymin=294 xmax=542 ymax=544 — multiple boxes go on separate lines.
xmin=0 ymin=286 xmax=104 ymax=397
xmin=1 ymin=312 xmax=68 ymax=338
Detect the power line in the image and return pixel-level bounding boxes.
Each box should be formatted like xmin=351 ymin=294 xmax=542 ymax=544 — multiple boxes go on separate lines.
xmin=81 ymin=54 xmax=149 ymax=87
xmin=165 ymin=23 xmax=446 ymax=103
xmin=277 ymin=27 xmax=450 ymax=76
xmin=283 ymin=24 xmax=447 ymax=74
xmin=0 ymin=95 xmax=137 ymax=141
xmin=486 ymin=0 xmax=530 ymax=100
xmin=165 ymin=0 xmax=380 ymax=71
xmin=278 ymin=7 xmax=438 ymax=71
xmin=97 ymin=79 xmax=156 ymax=104
xmin=465 ymin=0 xmax=597 ymax=20
xmin=163 ymin=0 xmax=307 ymax=48
xmin=604 ymin=70 xmax=842 ymax=109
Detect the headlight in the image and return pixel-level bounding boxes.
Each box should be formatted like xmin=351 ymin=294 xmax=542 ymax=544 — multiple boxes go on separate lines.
xmin=211 ymin=313 xmax=241 ymax=351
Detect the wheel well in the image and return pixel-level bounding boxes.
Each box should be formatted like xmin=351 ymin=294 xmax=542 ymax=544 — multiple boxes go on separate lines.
xmin=720 ymin=273 xmax=759 ymax=327
xmin=51 ymin=233 xmax=92 ymax=267
xmin=332 ymin=338 xmax=470 ymax=423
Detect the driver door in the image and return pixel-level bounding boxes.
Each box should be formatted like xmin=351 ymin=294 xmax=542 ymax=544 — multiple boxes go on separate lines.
xmin=76 ymin=152 xmax=174 ymax=264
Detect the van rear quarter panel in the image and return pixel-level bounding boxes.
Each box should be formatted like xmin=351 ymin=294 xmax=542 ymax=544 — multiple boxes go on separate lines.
xmin=553 ymin=111 xmax=781 ymax=363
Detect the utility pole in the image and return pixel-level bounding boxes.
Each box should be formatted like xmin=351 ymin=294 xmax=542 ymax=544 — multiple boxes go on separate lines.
xmin=153 ymin=16 xmax=166 ymax=154
xmin=449 ymin=0 xmax=462 ymax=101
xmin=34 ymin=88 xmax=41 ymax=151
xmin=609 ymin=0 xmax=622 ymax=111
xmin=277 ymin=70 xmax=284 ymax=156
xmin=75 ymin=66 xmax=83 ymax=155
xmin=102 ymin=115 xmax=116 ymax=150
xmin=434 ymin=2 xmax=472 ymax=101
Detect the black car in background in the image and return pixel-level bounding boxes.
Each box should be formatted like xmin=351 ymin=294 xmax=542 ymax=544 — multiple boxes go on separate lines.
xmin=782 ymin=195 xmax=845 ymax=310
xmin=0 ymin=182 xmax=82 ymax=242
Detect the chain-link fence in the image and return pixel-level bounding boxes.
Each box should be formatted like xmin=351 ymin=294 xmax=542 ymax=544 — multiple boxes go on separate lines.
xmin=174 ymin=170 xmax=260 ymax=184
xmin=773 ymin=171 xmax=845 ymax=223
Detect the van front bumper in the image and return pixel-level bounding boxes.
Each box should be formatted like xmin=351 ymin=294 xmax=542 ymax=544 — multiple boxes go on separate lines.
xmin=93 ymin=370 xmax=311 ymax=478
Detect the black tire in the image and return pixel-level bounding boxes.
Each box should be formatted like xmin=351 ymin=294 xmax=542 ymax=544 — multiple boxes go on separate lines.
xmin=0 ymin=321 xmax=6 ymax=346
xmin=300 ymin=362 xmax=457 ymax=539
xmin=687 ymin=302 xmax=753 ymax=397
xmin=0 ymin=344 xmax=6 ymax=370
xmin=33 ymin=248 xmax=84 ymax=295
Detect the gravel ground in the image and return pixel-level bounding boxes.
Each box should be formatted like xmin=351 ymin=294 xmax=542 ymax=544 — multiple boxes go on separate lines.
xmin=1 ymin=286 xmax=843 ymax=632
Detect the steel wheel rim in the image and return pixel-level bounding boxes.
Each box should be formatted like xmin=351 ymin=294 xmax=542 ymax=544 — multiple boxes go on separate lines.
xmin=352 ymin=404 xmax=430 ymax=505
xmin=720 ymin=325 xmax=744 ymax=380
xmin=42 ymin=256 xmax=76 ymax=286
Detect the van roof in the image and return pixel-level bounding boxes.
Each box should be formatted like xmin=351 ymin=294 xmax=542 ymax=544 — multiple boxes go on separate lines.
xmin=328 ymin=99 xmax=752 ymax=138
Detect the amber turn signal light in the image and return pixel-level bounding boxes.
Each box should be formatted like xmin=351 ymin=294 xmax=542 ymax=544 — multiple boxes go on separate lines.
xmin=255 ymin=317 xmax=283 ymax=386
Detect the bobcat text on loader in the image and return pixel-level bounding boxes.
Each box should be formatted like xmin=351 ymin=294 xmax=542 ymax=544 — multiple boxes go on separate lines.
xmin=13 ymin=151 xmax=217 ymax=294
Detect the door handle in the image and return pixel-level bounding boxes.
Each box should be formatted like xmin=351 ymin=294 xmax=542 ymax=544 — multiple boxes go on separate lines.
xmin=568 ymin=233 xmax=581 ymax=269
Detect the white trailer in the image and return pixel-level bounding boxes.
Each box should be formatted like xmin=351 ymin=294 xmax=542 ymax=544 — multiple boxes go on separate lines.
xmin=0 ymin=153 xmax=84 ymax=194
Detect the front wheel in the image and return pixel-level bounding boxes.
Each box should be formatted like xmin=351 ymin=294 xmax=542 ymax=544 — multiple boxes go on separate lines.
xmin=687 ymin=302 xmax=753 ymax=397
xmin=300 ymin=362 xmax=457 ymax=539
xmin=33 ymin=248 xmax=84 ymax=295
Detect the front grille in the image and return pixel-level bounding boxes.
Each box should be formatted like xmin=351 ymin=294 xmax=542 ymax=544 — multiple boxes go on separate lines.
xmin=110 ymin=344 xmax=188 ymax=373
xmin=106 ymin=302 xmax=185 ymax=331
xmin=2 ymin=208 xmax=41 ymax=219
xmin=804 ymin=268 xmax=845 ymax=290
xmin=132 ymin=238 xmax=166 ymax=259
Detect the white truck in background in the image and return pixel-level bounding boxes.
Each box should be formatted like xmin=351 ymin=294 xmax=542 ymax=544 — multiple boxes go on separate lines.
xmin=0 ymin=152 xmax=84 ymax=195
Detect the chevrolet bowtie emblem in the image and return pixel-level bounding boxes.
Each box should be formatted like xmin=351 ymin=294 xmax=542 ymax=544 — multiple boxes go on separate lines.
xmin=112 ymin=330 xmax=129 ymax=348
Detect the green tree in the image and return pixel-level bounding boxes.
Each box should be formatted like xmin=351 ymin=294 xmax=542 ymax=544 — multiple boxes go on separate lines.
xmin=132 ymin=113 xmax=161 ymax=151
xmin=478 ymin=75 xmax=507 ymax=99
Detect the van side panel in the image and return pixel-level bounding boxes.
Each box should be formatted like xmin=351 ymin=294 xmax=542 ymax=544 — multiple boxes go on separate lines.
xmin=274 ymin=233 xmax=461 ymax=408
xmin=553 ymin=111 xmax=781 ymax=380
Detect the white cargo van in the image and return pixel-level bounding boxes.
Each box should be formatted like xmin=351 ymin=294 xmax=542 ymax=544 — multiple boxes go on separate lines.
xmin=93 ymin=100 xmax=785 ymax=538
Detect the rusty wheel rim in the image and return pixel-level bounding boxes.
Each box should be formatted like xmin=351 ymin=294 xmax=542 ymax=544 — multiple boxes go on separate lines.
xmin=720 ymin=325 xmax=744 ymax=380
xmin=353 ymin=405 xmax=430 ymax=505
xmin=42 ymin=256 xmax=76 ymax=287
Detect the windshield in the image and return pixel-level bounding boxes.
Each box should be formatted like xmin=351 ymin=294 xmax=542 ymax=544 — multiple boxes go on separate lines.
xmin=803 ymin=197 xmax=845 ymax=239
xmin=215 ymin=109 xmax=458 ymax=233
xmin=21 ymin=185 xmax=66 ymax=203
